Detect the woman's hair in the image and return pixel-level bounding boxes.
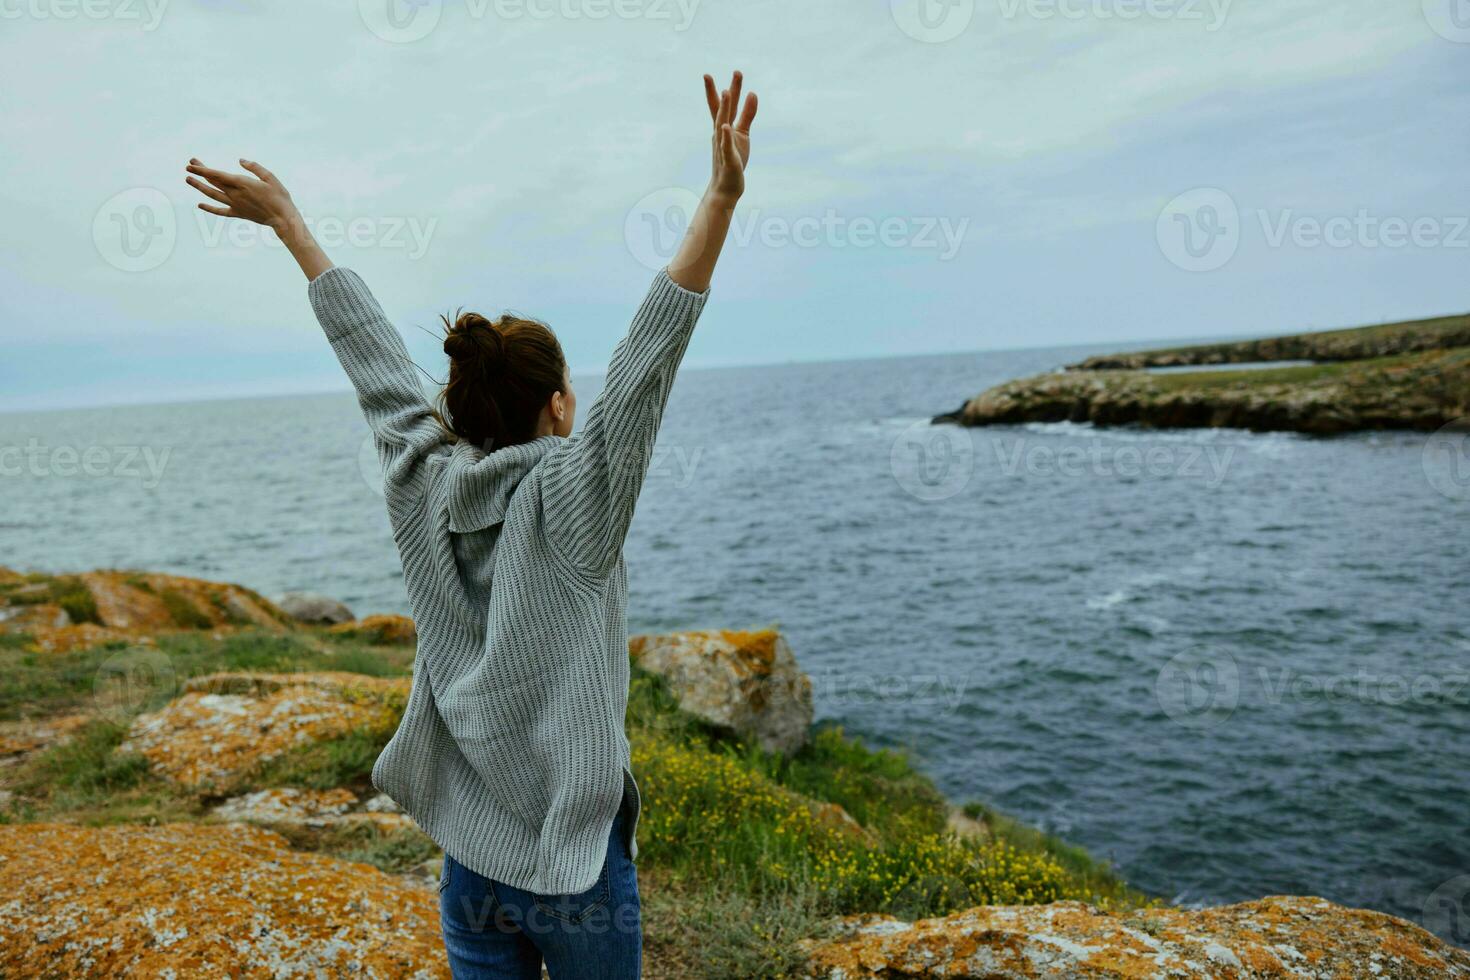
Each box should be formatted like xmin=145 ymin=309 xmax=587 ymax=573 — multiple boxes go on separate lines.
xmin=438 ymin=310 xmax=567 ymax=451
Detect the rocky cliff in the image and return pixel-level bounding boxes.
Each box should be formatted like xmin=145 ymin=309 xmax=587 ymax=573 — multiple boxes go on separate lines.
xmin=935 ymin=348 xmax=1470 ymax=435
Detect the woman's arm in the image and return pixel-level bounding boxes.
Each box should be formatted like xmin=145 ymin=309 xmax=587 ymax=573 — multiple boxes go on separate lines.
xmin=186 ymin=159 xmax=333 ymax=280
xmin=541 ymin=71 xmax=757 ymax=574
xmin=665 ymin=72 xmax=758 ymax=293
xmin=185 ymin=160 xmax=445 ymax=509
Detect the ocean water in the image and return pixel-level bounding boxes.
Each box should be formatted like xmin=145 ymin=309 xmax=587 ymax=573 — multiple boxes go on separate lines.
xmin=2 ymin=347 xmax=1467 ymax=942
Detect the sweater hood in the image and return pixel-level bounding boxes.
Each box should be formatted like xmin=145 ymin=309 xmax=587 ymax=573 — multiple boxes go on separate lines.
xmin=444 ymin=434 xmax=566 ymax=533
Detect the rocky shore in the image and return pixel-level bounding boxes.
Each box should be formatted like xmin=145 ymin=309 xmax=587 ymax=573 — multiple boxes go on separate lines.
xmin=2 ymin=567 xmax=1466 ymax=977
xmin=935 ymin=313 xmax=1470 ymax=435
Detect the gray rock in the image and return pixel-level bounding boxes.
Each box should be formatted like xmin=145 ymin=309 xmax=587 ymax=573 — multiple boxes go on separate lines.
xmin=275 ymin=592 xmax=354 ymax=625
xmin=629 ymin=629 xmax=813 ymax=753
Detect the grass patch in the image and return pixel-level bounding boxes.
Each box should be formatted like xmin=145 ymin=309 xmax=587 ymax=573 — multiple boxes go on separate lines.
xmin=123 ymin=575 xmax=156 ymax=594
xmin=4 ymin=575 xmax=101 ymax=625
xmin=961 ymin=800 xmax=1138 ymax=907
xmin=5 ymin=720 xmax=196 ymax=825
xmin=159 ymin=588 xmax=213 ymax=629
xmin=264 ymin=821 xmax=440 ymax=875
xmin=0 ymin=640 xmax=131 ymax=721
xmin=0 ymin=630 xmax=411 ymax=721
xmin=750 ymin=724 xmax=950 ymax=839
xmin=643 ymin=872 xmax=829 ymax=980
xmin=249 ymin=726 xmax=396 ymax=794
xmin=624 ymin=664 xmax=1149 ymax=973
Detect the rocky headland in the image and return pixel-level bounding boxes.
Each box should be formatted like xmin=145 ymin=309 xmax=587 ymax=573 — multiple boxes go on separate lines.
xmin=934 ymin=312 xmax=1470 ymax=435
xmin=2 ymin=567 xmax=1465 ymax=977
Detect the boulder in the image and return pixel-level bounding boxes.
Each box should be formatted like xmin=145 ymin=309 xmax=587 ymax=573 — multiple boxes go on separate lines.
xmin=329 ymin=613 xmax=418 ymax=644
xmin=211 ymin=786 xmax=418 ymax=833
xmin=0 ymin=714 xmax=94 ymax=774
xmin=122 ymin=671 xmax=407 ymax=790
xmin=629 ymin=629 xmax=813 ymax=753
xmin=276 ymin=591 xmax=355 ymax=625
xmin=802 ymin=896 xmax=1470 ymax=979
xmin=0 ymin=822 xmax=446 ymax=978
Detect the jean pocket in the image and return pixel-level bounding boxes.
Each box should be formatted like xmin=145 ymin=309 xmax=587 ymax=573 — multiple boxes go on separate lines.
xmin=530 ymin=865 xmax=610 ymax=924
xmin=438 ymin=856 xmax=453 ymax=894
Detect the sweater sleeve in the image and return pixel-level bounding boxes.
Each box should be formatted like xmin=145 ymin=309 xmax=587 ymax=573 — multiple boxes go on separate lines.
xmin=539 ymin=269 xmax=710 ymax=575
xmin=308 ymin=267 xmax=447 ymax=511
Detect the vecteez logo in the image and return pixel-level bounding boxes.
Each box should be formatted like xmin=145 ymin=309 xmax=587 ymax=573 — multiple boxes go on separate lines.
xmin=890 ymin=0 xmax=975 ymax=43
xmin=1423 ymin=0 xmax=1470 ymax=43
xmin=93 ymin=187 xmax=177 ymax=273
xmin=1156 ymin=188 xmax=1240 ymax=273
xmin=359 ymin=0 xmax=442 ymax=43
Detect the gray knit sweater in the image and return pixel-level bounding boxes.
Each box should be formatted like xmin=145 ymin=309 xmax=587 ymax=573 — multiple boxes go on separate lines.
xmin=308 ymin=265 xmax=709 ymax=894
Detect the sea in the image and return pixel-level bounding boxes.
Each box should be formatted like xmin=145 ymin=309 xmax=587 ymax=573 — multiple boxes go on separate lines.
xmin=2 ymin=344 xmax=1467 ymax=944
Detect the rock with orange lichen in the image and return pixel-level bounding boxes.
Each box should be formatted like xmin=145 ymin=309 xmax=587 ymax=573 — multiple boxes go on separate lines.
xmin=0 ymin=713 xmax=92 ymax=768
xmin=0 ymin=822 xmax=448 ymax=978
xmin=0 ymin=567 xmax=291 ymax=652
xmin=329 ymin=613 xmax=418 ymax=645
xmin=212 ymin=787 xmax=418 ymax=832
xmin=629 ymin=628 xmax=813 ymax=752
xmin=801 ymin=896 xmax=1470 ymax=979
xmin=122 ymin=671 xmax=408 ymax=790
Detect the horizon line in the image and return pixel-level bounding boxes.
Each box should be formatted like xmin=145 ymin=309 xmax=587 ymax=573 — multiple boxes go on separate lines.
xmin=3 ymin=307 xmax=1461 ymax=418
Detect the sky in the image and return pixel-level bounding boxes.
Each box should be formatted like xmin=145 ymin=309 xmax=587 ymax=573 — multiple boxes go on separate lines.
xmin=0 ymin=0 xmax=1466 ymax=412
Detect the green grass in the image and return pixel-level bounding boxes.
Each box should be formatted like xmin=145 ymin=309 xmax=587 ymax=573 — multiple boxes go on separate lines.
xmin=644 ymin=874 xmax=830 ymax=980
xmin=0 ymin=640 xmax=133 ymax=721
xmin=249 ymin=726 xmax=396 ymax=794
xmin=623 ymin=666 xmax=1149 ymax=974
xmin=0 ymin=630 xmax=411 ymax=721
xmin=747 ymin=724 xmax=951 ymax=839
xmin=4 ymin=575 xmax=101 ymax=625
xmin=4 ymin=719 xmax=196 ymax=826
xmin=159 ymin=588 xmax=213 ymax=629
xmin=263 ymin=821 xmax=440 ymax=875
xmin=1146 ymin=360 xmax=1351 ymax=390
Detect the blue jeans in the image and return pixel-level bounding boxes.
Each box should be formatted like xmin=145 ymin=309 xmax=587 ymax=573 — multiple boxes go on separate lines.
xmin=439 ymin=811 xmax=641 ymax=979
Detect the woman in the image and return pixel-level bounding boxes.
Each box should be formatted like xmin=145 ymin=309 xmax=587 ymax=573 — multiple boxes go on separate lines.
xmin=185 ymin=71 xmax=758 ymax=980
